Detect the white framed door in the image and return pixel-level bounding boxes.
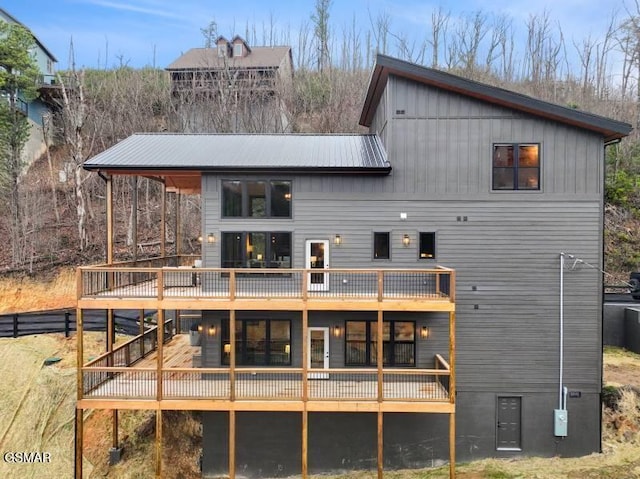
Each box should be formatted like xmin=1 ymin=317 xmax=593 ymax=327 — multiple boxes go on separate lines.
xmin=305 ymin=239 xmax=329 ymax=291
xmin=308 ymin=327 xmax=330 ymax=379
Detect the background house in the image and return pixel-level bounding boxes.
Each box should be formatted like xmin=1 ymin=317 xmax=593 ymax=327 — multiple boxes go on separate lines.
xmin=166 ymin=36 xmax=293 ymax=133
xmin=0 ymin=7 xmax=58 ymax=166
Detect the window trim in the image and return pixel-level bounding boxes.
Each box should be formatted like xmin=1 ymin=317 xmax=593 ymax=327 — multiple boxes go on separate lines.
xmin=344 ymin=320 xmax=416 ymax=367
xmin=492 ymin=143 xmax=541 ymax=191
xmin=221 ymin=179 xmax=292 ymax=219
xmin=372 ymin=232 xmax=391 ymax=260
xmin=222 ymin=318 xmax=292 ymax=366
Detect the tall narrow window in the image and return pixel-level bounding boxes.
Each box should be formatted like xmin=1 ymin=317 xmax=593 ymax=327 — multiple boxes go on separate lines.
xmin=373 ymin=232 xmax=390 ymax=259
xmin=222 ymin=181 xmax=242 ymax=217
xmin=493 ymin=143 xmax=540 ymax=190
xmin=419 ymin=232 xmax=436 ymax=259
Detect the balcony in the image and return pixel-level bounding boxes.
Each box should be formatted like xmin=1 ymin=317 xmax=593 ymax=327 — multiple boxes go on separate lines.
xmin=79 ymin=331 xmax=453 ymax=413
xmin=77 ymin=256 xmax=455 ymax=313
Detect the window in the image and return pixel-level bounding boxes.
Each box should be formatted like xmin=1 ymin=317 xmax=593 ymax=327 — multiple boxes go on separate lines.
xmin=233 ymin=43 xmax=243 ymax=57
xmin=373 ymin=232 xmax=390 ymax=259
xmin=217 ymin=45 xmax=227 ymax=57
xmin=345 ymin=321 xmax=415 ymax=366
xmin=222 ymin=319 xmax=291 ymax=366
xmin=419 ymin=232 xmax=435 ymax=259
xmin=222 ymin=180 xmax=291 ymax=218
xmin=222 ymin=232 xmax=291 ymax=269
xmin=493 ymin=144 xmax=540 ymax=190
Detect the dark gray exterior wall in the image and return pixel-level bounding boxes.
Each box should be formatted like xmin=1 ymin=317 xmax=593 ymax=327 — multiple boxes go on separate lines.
xmin=199 ymin=72 xmax=606 ymax=471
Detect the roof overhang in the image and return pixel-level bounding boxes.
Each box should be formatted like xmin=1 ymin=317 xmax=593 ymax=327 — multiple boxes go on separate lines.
xmin=360 ymin=54 xmax=632 ymax=143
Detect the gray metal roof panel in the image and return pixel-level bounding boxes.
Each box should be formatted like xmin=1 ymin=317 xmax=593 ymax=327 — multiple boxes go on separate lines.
xmin=84 ymin=134 xmax=391 ymax=173
xmin=360 ymin=54 xmax=632 ymax=141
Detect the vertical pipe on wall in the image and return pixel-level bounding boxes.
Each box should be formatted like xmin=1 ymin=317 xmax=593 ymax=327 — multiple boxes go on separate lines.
xmin=559 ymin=252 xmax=565 ymax=409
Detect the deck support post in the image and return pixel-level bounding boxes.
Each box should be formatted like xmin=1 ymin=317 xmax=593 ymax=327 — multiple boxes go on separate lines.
xmin=302 ymin=409 xmax=308 ymax=479
xmin=175 ymin=192 xmax=181 ymax=255
xmin=160 ymin=184 xmax=166 ymax=258
xmin=302 ymin=307 xmax=309 ymax=479
xmin=229 ymin=410 xmax=236 ymax=479
xmin=376 ymin=309 xmax=384 ymax=478
xmin=106 ymin=175 xmax=113 ymax=265
xmin=131 ymin=175 xmax=138 ymax=262
xmin=139 ymin=309 xmax=145 ymax=357
xmin=449 ymin=412 xmax=456 ymax=479
xmin=155 ymin=409 xmax=162 ymax=479
xmin=157 ymin=310 xmax=164 ymax=401
xmin=112 ymin=410 xmax=118 ymax=449
xmin=74 ymin=408 xmax=83 ymax=479
xmin=230 ymin=309 xmax=236 ymax=401
xmin=377 ymin=409 xmax=383 ymax=479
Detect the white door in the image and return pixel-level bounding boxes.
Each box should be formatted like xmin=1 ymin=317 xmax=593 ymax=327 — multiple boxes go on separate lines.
xmin=308 ymin=327 xmax=330 ymax=379
xmin=305 ymin=239 xmax=329 ymax=291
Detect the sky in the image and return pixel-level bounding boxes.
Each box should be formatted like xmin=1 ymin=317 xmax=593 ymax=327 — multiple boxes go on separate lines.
xmin=1 ymin=0 xmax=629 ymax=71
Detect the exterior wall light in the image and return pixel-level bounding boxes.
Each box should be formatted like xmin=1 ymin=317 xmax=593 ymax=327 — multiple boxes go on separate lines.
xmin=224 ymin=343 xmax=231 ymax=354
xmin=421 ymin=326 xmax=429 ymax=339
xmin=207 ymin=233 xmax=216 ymax=244
xmin=197 ymin=235 xmax=203 ymax=243
xmin=333 ymin=325 xmax=341 ymax=337
xmin=208 ymin=325 xmax=216 ymax=336
xmin=402 ymin=234 xmax=411 ymax=246
xmin=334 ymin=234 xmax=342 ymax=245
xmin=197 ymin=324 xmax=203 ymax=333
xmin=285 ymin=344 xmax=291 ymax=354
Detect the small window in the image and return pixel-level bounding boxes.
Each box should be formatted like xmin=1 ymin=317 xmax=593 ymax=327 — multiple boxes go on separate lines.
xmin=419 ymin=232 xmax=435 ymax=259
xmin=217 ymin=45 xmax=227 ymax=57
xmin=373 ymin=232 xmax=390 ymax=259
xmin=222 ymin=180 xmax=291 ymax=218
xmin=233 ymin=43 xmax=243 ymax=57
xmin=493 ymin=143 xmax=540 ymax=190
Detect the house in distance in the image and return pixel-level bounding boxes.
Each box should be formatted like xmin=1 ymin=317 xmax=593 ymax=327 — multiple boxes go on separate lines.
xmin=166 ymin=35 xmax=293 ymax=133
xmin=73 ymin=54 xmax=631 ymax=479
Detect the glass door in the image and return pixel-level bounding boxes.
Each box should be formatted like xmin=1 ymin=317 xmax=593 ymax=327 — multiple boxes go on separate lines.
xmin=305 ymin=239 xmax=329 ymax=291
xmin=308 ymin=327 xmax=329 ymax=379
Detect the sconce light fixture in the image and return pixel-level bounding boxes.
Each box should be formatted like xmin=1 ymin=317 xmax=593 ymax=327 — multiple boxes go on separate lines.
xmin=197 ymin=324 xmax=203 ymax=333
xmin=208 ymin=325 xmax=216 ymax=336
xmin=207 ymin=233 xmax=216 ymax=244
xmin=224 ymin=343 xmax=231 ymax=354
xmin=197 ymin=235 xmax=203 ymax=243
xmin=333 ymin=325 xmax=341 ymax=337
xmin=334 ymin=234 xmax=342 ymax=245
xmin=421 ymin=326 xmax=429 ymax=339
xmin=285 ymin=344 xmax=291 ymax=354
xmin=402 ymin=234 xmax=411 ymax=246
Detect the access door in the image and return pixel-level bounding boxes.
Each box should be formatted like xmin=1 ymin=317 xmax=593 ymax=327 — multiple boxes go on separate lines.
xmin=308 ymin=327 xmax=329 ymax=379
xmin=496 ymin=396 xmax=522 ymax=450
xmin=305 ymin=239 xmax=329 ymax=291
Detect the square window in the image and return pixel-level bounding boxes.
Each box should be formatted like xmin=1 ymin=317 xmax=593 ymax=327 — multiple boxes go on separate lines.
xmin=222 ymin=180 xmax=292 ymax=218
xmin=373 ymin=232 xmax=390 ymax=259
xmin=492 ymin=143 xmax=540 ymax=191
xmin=419 ymin=232 xmax=435 ymax=259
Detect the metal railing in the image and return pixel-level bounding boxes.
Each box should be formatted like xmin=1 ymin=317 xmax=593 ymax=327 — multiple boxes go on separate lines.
xmin=82 ymin=360 xmax=450 ymax=402
xmin=78 ymin=262 xmax=455 ymax=303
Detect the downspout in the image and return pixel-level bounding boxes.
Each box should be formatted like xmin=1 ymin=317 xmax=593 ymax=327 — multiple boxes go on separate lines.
xmin=559 ymin=252 xmax=565 ymax=411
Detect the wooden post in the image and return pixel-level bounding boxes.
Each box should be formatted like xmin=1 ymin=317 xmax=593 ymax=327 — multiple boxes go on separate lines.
xmin=132 ymin=176 xmax=138 ymax=263
xmin=175 ymin=192 xmax=181 ymax=256
xmin=302 ymin=309 xmax=308 ymax=402
xmin=139 ymin=309 xmax=145 ymax=357
xmin=112 ymin=410 xmax=118 ymax=449
xmin=302 ymin=409 xmax=308 ymax=479
xmin=449 ymin=412 xmax=456 ymax=479
xmin=107 ymin=309 xmax=114 ymax=356
xmin=229 ymin=310 xmax=236 ymax=401
xmin=155 ymin=410 xmax=162 ymax=479
xmin=106 ymin=175 xmax=114 ymax=265
xmin=377 ymin=409 xmax=383 ymax=479
xmin=74 ymin=408 xmax=83 ymax=479
xmin=377 ymin=309 xmax=383 ymax=402
xmin=229 ymin=410 xmax=236 ymax=479
xmin=377 ymin=270 xmax=383 ymax=301
xmin=160 ymin=184 xmax=166 ymax=259
xmin=157 ymin=310 xmax=164 ymax=401
xmin=77 ymin=308 xmax=84 ymax=398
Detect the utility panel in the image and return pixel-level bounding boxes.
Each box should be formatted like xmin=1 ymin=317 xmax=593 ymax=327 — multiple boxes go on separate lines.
xmin=554 ymin=409 xmax=568 ymax=436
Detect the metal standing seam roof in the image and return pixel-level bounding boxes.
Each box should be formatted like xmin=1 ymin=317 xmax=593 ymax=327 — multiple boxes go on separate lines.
xmin=360 ymin=54 xmax=632 ymax=142
xmin=83 ymin=133 xmax=391 ymax=174
xmin=166 ymin=46 xmax=291 ymax=70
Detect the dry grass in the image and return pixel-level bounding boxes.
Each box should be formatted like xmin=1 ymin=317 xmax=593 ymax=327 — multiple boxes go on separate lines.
xmin=0 ymin=268 xmax=76 ymax=314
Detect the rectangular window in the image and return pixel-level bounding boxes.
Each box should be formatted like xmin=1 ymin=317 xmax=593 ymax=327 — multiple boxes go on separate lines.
xmin=222 ymin=232 xmax=291 ymax=269
xmin=493 ymin=143 xmax=540 ymax=190
xmin=419 ymin=232 xmax=436 ymax=259
xmin=218 ymin=45 xmax=226 ymax=57
xmin=222 ymin=319 xmax=291 ymax=366
xmin=222 ymin=180 xmax=291 ymax=218
xmin=345 ymin=320 xmax=415 ymax=367
xmin=233 ymin=43 xmax=243 ymax=57
xmin=373 ymin=232 xmax=390 ymax=259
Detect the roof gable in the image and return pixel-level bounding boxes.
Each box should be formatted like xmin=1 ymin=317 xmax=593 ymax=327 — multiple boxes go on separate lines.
xmin=360 ymin=54 xmax=631 ymax=143
xmin=0 ymin=7 xmax=58 ymax=62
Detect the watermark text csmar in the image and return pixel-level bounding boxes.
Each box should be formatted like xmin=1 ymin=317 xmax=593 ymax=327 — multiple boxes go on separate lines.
xmin=3 ymin=451 xmax=52 ymax=463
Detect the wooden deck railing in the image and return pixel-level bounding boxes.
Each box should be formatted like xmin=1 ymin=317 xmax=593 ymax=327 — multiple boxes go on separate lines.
xmin=78 ymin=265 xmax=455 ymax=303
xmin=81 ymin=364 xmax=451 ymax=402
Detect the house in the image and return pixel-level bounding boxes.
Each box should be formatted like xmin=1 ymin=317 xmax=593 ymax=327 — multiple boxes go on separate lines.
xmin=166 ymin=36 xmax=293 ymax=132
xmin=0 ymin=7 xmax=58 ymax=164
xmin=73 ymin=54 xmax=631 ymax=479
